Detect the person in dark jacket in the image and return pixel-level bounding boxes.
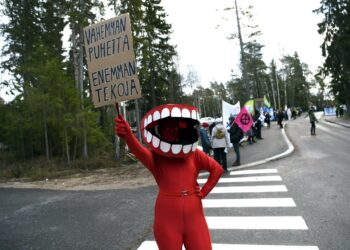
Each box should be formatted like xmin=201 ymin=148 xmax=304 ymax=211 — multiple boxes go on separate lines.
xmin=228 ymin=116 xmax=243 ymax=166
xmin=208 ymin=122 xmax=216 ymax=137
xmin=199 ymin=122 xmax=211 ymax=155
xmin=264 ymin=112 xmax=271 ymax=128
xmin=276 ymin=110 xmax=284 ymax=128
xmin=253 ymin=110 xmax=263 ymax=139
xmin=305 ymin=107 xmax=318 ymax=135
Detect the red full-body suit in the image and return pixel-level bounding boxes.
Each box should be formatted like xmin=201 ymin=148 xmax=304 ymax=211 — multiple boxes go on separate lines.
xmin=115 ymin=114 xmax=223 ymax=250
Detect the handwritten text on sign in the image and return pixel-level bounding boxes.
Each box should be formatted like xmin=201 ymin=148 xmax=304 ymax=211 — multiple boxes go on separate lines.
xmin=84 ymin=13 xmax=141 ymax=108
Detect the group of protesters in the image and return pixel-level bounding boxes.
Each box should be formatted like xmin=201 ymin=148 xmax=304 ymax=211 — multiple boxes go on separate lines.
xmin=199 ymin=108 xmax=271 ymax=172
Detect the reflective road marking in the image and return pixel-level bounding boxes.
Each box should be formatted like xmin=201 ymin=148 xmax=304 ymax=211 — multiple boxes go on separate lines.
xmin=203 ymin=198 xmax=296 ymax=207
xmin=206 ymin=216 xmax=308 ymax=230
xmin=210 ymin=185 xmax=288 ymax=193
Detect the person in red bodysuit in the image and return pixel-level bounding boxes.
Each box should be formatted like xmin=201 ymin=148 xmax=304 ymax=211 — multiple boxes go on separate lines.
xmin=115 ymin=104 xmax=223 ymax=250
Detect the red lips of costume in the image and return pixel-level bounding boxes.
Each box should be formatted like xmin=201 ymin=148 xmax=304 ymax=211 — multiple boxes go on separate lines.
xmin=141 ymin=104 xmax=200 ymax=158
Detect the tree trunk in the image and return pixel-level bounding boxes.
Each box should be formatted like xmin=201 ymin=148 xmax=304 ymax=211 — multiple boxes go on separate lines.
xmin=234 ymin=0 xmax=250 ymax=100
xmin=115 ymin=134 xmax=120 ymax=160
xmin=73 ymin=136 xmax=78 ymax=161
xmin=71 ymin=0 xmax=88 ymax=160
xmin=135 ymin=99 xmax=142 ymax=142
xmin=150 ymin=66 xmax=156 ymax=107
xmin=79 ymin=0 xmax=88 ymax=159
xmin=114 ymin=104 xmax=120 ymax=160
xmin=43 ymin=109 xmax=50 ymax=161
xmin=71 ymin=24 xmax=79 ymax=89
xmin=276 ymin=73 xmax=281 ymax=110
xmin=64 ymin=125 xmax=71 ymax=165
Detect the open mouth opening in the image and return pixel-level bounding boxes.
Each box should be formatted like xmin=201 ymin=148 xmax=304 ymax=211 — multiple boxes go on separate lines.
xmin=142 ymin=105 xmax=200 ymax=155
xmin=146 ymin=117 xmax=199 ymax=145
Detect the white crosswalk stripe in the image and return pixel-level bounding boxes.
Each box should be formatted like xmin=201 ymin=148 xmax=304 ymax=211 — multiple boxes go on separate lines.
xmin=197 ymin=175 xmax=282 ymax=183
xmin=137 ymin=168 xmax=319 ymax=250
xmin=203 ymin=198 xmax=296 ymax=207
xmin=211 ymin=185 xmax=288 ymax=193
xmin=138 ymin=241 xmax=319 ymax=250
xmin=206 ymin=216 xmax=308 ymax=230
xmin=229 ymin=169 xmax=279 ymax=175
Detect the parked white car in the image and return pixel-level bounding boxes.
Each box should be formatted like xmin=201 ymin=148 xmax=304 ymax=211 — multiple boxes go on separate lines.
xmin=199 ymin=117 xmax=215 ymax=125
xmin=214 ymin=117 xmax=222 ymax=123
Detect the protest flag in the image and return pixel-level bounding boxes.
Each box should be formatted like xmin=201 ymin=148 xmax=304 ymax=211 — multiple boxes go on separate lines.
xmin=244 ymin=99 xmax=255 ymax=115
xmin=234 ymin=106 xmax=253 ymax=133
xmin=264 ymin=95 xmax=271 ymax=108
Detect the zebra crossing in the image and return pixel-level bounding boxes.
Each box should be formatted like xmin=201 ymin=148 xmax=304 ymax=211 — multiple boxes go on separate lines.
xmin=137 ymin=168 xmax=319 ymax=250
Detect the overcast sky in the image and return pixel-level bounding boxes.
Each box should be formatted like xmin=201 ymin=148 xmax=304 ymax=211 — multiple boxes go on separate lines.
xmin=0 ymin=0 xmax=324 ymax=101
xmin=161 ymin=0 xmax=324 ymax=88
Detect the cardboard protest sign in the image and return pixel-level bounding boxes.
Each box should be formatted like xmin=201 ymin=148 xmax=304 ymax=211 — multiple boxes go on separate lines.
xmin=84 ymin=13 xmax=141 ymax=108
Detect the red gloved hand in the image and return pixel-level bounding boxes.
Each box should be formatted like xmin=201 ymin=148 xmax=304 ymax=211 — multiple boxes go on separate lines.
xmin=114 ymin=114 xmax=153 ymax=169
xmin=114 ymin=114 xmax=132 ymax=138
xmin=195 ymin=185 xmax=203 ymax=198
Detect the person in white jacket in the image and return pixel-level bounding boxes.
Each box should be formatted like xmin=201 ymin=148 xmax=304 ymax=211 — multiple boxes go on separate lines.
xmin=210 ymin=122 xmax=230 ymax=172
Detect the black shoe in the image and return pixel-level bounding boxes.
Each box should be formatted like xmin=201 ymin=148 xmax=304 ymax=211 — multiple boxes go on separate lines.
xmin=232 ymin=162 xmax=240 ymax=167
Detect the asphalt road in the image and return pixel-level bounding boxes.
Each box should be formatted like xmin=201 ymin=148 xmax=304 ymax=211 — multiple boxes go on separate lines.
xmin=276 ymin=116 xmax=350 ymax=250
xmin=0 ymin=187 xmax=157 ymax=250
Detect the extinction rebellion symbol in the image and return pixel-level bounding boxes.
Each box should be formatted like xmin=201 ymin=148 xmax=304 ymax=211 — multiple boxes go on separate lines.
xmin=240 ymin=114 xmax=251 ymax=125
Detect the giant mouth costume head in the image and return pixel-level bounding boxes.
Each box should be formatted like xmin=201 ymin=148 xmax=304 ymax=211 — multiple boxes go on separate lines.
xmin=141 ymin=104 xmax=200 ymax=158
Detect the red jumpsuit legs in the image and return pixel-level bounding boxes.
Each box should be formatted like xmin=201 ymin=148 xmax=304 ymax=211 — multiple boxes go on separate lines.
xmin=154 ymin=195 xmax=210 ymax=250
xmin=152 ymin=152 xmax=222 ymax=250
xmin=115 ymin=104 xmax=223 ymax=250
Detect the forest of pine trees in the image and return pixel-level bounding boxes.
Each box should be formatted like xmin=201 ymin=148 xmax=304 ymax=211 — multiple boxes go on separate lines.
xmin=0 ymin=0 xmax=348 ymax=179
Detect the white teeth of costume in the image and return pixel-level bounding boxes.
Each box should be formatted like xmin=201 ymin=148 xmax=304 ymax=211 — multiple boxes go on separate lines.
xmin=161 ymin=108 xmax=170 ymax=119
xmin=152 ymin=141 xmax=196 ymax=155
xmin=171 ymin=107 xmax=181 ymax=117
xmin=191 ymin=110 xmax=198 ymax=120
xmin=182 ymin=144 xmax=192 ymax=154
xmin=146 ymin=131 xmax=152 ymax=143
xmin=160 ymin=141 xmax=171 ymax=153
xmin=152 ymin=136 xmax=160 ymax=148
xmin=191 ymin=142 xmax=198 ymax=151
xmin=182 ymin=108 xmax=191 ymax=118
xmin=153 ymin=111 xmax=161 ymax=122
xmin=171 ymin=144 xmax=182 ymax=154
xmin=149 ymin=136 xmax=196 ymax=155
xmin=147 ymin=114 xmax=152 ymax=125
xmin=144 ymin=118 xmax=148 ymax=128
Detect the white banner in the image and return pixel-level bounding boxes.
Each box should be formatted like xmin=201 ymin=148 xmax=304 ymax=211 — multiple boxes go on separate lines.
xmin=222 ymin=100 xmax=240 ymax=128
xmin=324 ymin=107 xmax=336 ymax=116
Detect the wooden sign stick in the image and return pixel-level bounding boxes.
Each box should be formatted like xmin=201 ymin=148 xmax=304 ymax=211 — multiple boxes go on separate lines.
xmin=115 ymin=103 xmax=120 ymax=116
